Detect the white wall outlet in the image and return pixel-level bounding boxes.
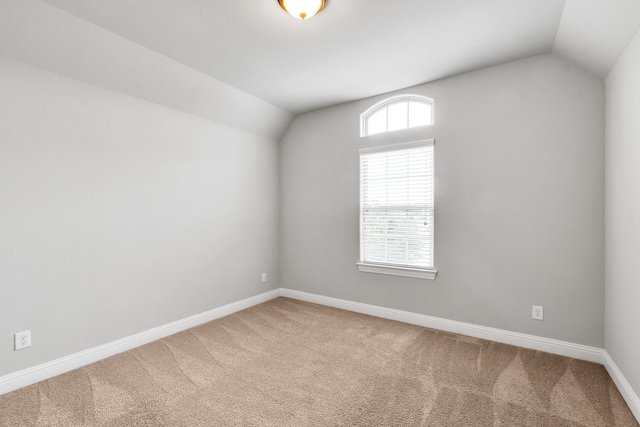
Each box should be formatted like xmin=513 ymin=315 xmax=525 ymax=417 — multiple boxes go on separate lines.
xmin=14 ymin=330 xmax=31 ymax=350
xmin=532 ymin=305 xmax=544 ymax=320
xmin=261 ymin=273 xmax=267 ymax=283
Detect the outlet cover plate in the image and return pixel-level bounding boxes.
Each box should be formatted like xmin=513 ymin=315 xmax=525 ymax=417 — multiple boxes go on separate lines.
xmin=532 ymin=305 xmax=544 ymax=320
xmin=15 ymin=330 xmax=31 ymax=350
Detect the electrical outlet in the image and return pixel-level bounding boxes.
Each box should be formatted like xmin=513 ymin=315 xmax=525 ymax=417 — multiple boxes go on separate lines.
xmin=261 ymin=273 xmax=267 ymax=283
xmin=14 ymin=330 xmax=31 ymax=351
xmin=532 ymin=305 xmax=544 ymax=321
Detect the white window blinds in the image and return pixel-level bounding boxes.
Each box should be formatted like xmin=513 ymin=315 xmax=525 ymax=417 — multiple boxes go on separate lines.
xmin=359 ymin=140 xmax=434 ymax=270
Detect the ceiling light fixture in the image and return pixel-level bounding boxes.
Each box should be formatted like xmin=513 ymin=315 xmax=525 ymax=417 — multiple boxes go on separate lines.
xmin=278 ymin=0 xmax=326 ymax=20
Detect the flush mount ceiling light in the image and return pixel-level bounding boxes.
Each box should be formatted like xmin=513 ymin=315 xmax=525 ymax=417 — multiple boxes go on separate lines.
xmin=278 ymin=0 xmax=326 ymax=20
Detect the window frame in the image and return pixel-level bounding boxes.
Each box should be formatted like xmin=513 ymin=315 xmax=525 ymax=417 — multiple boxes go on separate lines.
xmin=360 ymin=94 xmax=434 ymax=137
xmin=357 ymin=139 xmax=437 ymax=280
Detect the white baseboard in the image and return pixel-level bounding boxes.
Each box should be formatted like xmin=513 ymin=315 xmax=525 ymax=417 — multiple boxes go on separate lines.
xmin=0 ymin=289 xmax=280 ymax=396
xmin=603 ymin=351 xmax=640 ymax=422
xmin=2 ymin=286 xmax=638 ymax=426
xmin=279 ymin=289 xmax=605 ymax=363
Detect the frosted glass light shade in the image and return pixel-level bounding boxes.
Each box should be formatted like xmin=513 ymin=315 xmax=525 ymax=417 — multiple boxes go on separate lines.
xmin=278 ymin=0 xmax=326 ymax=20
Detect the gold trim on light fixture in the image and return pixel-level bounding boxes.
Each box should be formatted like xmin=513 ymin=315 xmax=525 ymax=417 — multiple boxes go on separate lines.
xmin=278 ymin=0 xmax=327 ymax=20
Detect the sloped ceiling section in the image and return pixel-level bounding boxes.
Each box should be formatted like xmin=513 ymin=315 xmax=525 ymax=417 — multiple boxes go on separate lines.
xmin=553 ymin=0 xmax=640 ymax=77
xmin=3 ymin=1 xmax=640 ymax=117
xmin=41 ymin=0 xmax=566 ymax=114
xmin=0 ymin=0 xmax=293 ymax=140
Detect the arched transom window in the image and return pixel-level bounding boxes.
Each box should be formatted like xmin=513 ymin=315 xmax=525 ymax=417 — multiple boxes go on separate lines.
xmin=361 ymin=95 xmax=434 ymax=137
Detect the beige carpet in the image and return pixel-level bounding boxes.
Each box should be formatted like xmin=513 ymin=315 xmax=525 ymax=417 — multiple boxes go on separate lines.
xmin=0 ymin=297 xmax=637 ymax=426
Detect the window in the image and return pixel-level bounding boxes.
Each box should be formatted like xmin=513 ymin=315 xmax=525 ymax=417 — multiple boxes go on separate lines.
xmin=358 ymin=140 xmax=436 ymax=279
xmin=361 ymin=95 xmax=434 ymax=137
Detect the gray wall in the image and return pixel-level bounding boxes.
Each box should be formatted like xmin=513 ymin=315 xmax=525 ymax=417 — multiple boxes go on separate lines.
xmin=280 ymin=54 xmax=605 ymax=347
xmin=0 ymin=57 xmax=280 ymax=376
xmin=605 ymin=28 xmax=640 ymax=398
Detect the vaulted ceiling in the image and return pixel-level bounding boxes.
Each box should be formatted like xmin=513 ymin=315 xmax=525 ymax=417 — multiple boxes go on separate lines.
xmin=15 ymin=0 xmax=640 ymax=114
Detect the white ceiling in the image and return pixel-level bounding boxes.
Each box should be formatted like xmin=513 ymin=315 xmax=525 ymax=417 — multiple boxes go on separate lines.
xmin=32 ymin=0 xmax=640 ymax=114
xmin=553 ymin=0 xmax=640 ymax=78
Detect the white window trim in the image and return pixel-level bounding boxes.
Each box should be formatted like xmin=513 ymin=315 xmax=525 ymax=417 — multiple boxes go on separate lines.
xmin=358 ymin=139 xmax=437 ymax=280
xmin=358 ymin=138 xmax=433 ymax=155
xmin=360 ymin=94 xmax=434 ymax=137
xmin=357 ymin=263 xmax=437 ymax=280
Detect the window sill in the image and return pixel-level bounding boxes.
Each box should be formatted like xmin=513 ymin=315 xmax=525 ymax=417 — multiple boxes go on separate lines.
xmin=357 ymin=263 xmax=437 ymax=280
